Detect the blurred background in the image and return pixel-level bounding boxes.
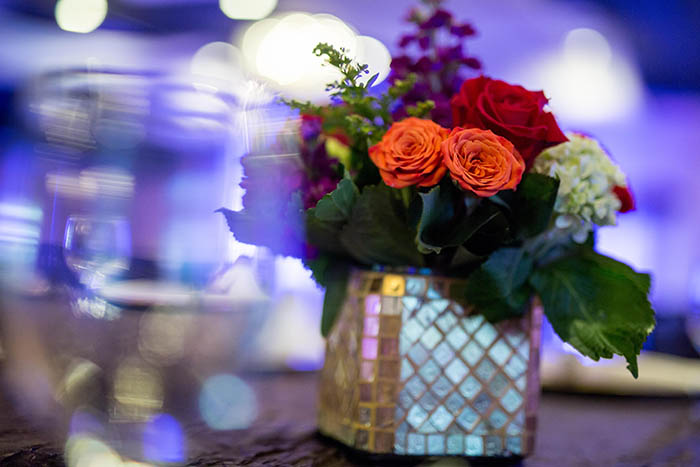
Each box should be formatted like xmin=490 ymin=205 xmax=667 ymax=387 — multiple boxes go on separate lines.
xmin=0 ymin=0 xmax=699 ymax=463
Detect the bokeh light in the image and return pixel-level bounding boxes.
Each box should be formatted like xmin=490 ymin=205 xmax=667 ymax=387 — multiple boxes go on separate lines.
xmin=55 ymin=359 xmax=103 ymax=409
xmin=0 ymin=201 xmax=42 ymax=281
xmin=46 ymin=167 xmax=134 ymax=200
xmin=355 ymin=35 xmax=392 ymax=87
xmin=219 ymin=0 xmax=277 ymax=21
xmin=138 ymin=313 xmax=191 ymax=366
xmin=564 ymin=28 xmax=612 ymax=66
xmin=55 ymin=0 xmax=108 ymax=34
xmin=69 ymin=409 xmax=105 ymax=438
xmin=190 ymin=41 xmax=245 ymax=93
xmin=142 ymin=414 xmax=184 ymax=464
xmin=526 ymin=27 xmax=642 ymax=123
xmin=113 ymin=359 xmax=164 ymax=422
xmin=64 ymin=435 xmax=122 ymax=467
xmin=198 ymin=374 xmax=257 ymax=430
xmin=240 ymin=13 xmax=390 ymax=101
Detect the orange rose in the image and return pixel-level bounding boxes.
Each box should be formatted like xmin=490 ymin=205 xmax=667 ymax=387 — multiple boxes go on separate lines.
xmin=369 ymin=117 xmax=449 ymax=188
xmin=442 ymin=127 xmax=525 ymax=197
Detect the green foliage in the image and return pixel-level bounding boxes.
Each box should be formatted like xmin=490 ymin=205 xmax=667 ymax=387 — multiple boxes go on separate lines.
xmin=406 ymin=100 xmax=436 ymax=118
xmin=416 ymin=184 xmax=509 ymax=257
xmin=416 ymin=184 xmax=462 ymax=254
xmin=461 ymin=202 xmax=512 ymax=256
xmin=463 ymin=247 xmax=534 ymax=322
xmin=490 ymin=173 xmax=559 ymax=240
xmin=313 ymin=258 xmax=351 ymax=337
xmin=311 ymin=178 xmax=359 ymax=225
xmin=340 ymin=183 xmax=425 ymax=266
xmin=283 ymin=44 xmax=429 ymax=184
xmin=530 ymin=248 xmax=655 ymax=378
xmin=221 ymin=40 xmax=656 ymax=364
xmin=511 ymin=174 xmax=560 ymax=238
xmin=306 ymin=179 xmax=360 ymax=256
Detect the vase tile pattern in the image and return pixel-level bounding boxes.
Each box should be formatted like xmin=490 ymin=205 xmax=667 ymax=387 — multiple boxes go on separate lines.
xmin=318 ymin=270 xmax=542 ymax=457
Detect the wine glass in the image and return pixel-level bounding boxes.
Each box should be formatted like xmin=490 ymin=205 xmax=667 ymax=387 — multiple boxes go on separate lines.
xmin=64 ymin=214 xmax=131 ymax=290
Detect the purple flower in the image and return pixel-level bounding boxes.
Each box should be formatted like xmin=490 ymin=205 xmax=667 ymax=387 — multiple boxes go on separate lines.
xmin=420 ymin=9 xmax=452 ymax=30
xmin=415 ymin=56 xmax=438 ymax=73
xmin=461 ymin=57 xmax=482 ymax=69
xmin=390 ymin=55 xmax=412 ymax=76
xmin=399 ymin=34 xmax=416 ymax=47
xmin=300 ymin=114 xmax=322 ymax=142
xmin=450 ymin=23 xmax=476 ymax=37
xmin=418 ymin=35 xmax=431 ymax=50
xmin=437 ymin=45 xmax=463 ymax=62
xmin=303 ymin=175 xmax=340 ymax=210
xmin=430 ymin=96 xmax=453 ymax=127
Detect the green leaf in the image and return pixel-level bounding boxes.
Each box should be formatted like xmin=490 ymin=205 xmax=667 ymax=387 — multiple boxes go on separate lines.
xmin=449 ymin=246 xmax=484 ymax=270
xmin=319 ymin=262 xmax=351 ymax=337
xmin=462 ymin=201 xmax=511 ymax=256
xmin=530 ymin=249 xmax=655 ymax=378
xmin=417 ymin=185 xmax=509 ymax=256
xmin=312 ymin=179 xmax=359 ymax=225
xmin=365 ymin=73 xmax=379 ymax=88
xmin=416 ymin=185 xmax=461 ymax=254
xmin=306 ymin=179 xmax=359 ymax=256
xmin=306 ymin=214 xmax=346 ymax=255
xmin=510 ymin=173 xmax=559 ymax=239
xmin=340 ymin=183 xmax=424 ymax=266
xmin=464 ymin=247 xmax=534 ymax=322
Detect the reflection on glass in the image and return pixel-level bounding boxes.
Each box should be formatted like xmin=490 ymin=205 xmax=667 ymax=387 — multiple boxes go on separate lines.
xmin=64 ymin=215 xmax=130 ymax=289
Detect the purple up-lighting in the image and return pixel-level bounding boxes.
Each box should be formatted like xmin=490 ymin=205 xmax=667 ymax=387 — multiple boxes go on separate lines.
xmin=143 ymin=413 xmax=185 ymax=464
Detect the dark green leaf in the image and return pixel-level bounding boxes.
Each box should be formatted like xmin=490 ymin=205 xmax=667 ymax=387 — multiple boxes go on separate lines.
xmin=352 ymin=146 xmax=382 ymax=188
xmin=306 ymin=213 xmax=347 ymax=255
xmin=312 ymin=179 xmax=359 ymax=225
xmin=340 ymin=183 xmax=424 ymax=266
xmin=462 ymin=202 xmax=511 ymax=256
xmin=530 ymin=249 xmax=655 ymax=378
xmin=320 ymin=262 xmax=351 ymax=337
xmin=510 ymin=173 xmax=559 ymax=239
xmin=306 ymin=179 xmax=359 ymax=256
xmin=416 ymin=185 xmax=460 ymax=254
xmin=417 ymin=185 xmax=509 ymax=256
xmin=449 ymin=246 xmax=484 ymax=270
xmin=303 ymin=254 xmax=332 ymax=287
xmin=464 ymin=247 xmax=534 ymax=322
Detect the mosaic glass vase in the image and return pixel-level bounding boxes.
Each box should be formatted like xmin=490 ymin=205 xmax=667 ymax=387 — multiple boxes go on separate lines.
xmin=318 ymin=268 xmax=543 ymax=458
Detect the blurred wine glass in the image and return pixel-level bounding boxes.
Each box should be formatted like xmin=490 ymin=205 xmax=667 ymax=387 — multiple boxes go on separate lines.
xmin=64 ymin=215 xmax=130 ymax=290
xmin=0 ymin=69 xmax=279 ymax=465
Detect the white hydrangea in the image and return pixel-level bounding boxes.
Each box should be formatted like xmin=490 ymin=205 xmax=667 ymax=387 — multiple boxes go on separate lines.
xmin=532 ymin=133 xmax=627 ymax=243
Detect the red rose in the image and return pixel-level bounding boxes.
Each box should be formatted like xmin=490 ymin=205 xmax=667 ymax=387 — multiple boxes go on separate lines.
xmin=450 ymin=76 xmax=568 ymax=164
xmin=613 ymin=185 xmax=635 ymax=213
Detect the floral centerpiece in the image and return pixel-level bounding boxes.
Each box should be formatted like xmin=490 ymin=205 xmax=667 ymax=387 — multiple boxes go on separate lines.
xmin=220 ymin=0 xmax=654 ymax=458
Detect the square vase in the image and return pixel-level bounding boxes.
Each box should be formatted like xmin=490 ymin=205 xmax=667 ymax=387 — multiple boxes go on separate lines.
xmin=318 ymin=268 xmax=542 ymax=458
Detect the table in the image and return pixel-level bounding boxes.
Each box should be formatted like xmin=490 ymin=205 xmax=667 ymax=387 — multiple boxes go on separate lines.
xmin=1 ymin=372 xmax=698 ymax=466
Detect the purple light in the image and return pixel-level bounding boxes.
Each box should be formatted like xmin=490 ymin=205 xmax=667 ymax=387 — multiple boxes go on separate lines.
xmin=142 ymin=413 xmax=185 ymax=463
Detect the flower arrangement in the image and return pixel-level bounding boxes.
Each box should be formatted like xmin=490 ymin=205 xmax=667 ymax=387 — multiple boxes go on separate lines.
xmin=220 ymin=0 xmax=654 ymax=378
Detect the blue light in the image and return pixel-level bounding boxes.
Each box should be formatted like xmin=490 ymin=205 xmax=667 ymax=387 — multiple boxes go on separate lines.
xmin=142 ymin=413 xmax=184 ymax=463
xmin=198 ymin=374 xmax=257 ymax=430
